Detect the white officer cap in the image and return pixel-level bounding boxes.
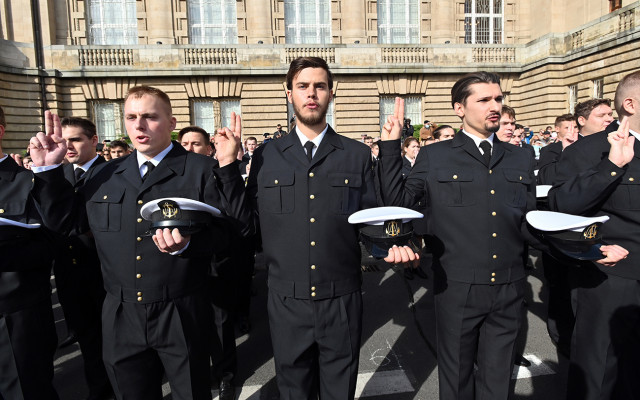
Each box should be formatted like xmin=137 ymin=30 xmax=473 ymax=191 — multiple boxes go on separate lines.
xmin=0 ymin=217 xmax=41 ymax=229
xmin=526 ymin=210 xmax=609 ymax=260
xmin=349 ymin=207 xmax=423 ymax=259
xmin=140 ymin=197 xmax=221 ymax=235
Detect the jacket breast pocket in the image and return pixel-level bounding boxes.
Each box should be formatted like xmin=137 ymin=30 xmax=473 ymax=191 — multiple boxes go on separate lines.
xmin=503 ymin=169 xmax=531 ymax=208
xmin=329 ymin=173 xmax=362 ymax=214
xmin=610 ymin=172 xmax=640 ymax=210
xmin=260 ymin=171 xmax=295 ymax=214
xmin=435 ymin=170 xmax=475 ymax=207
xmin=87 ymin=187 xmax=125 ymax=232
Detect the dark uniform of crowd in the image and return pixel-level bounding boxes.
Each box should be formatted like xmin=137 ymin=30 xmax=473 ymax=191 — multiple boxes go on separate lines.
xmin=1 ymin=59 xmax=639 ymax=400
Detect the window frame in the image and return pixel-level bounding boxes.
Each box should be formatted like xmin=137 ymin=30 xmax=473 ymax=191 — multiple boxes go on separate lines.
xmin=464 ymin=0 xmax=504 ymax=45
xmin=284 ymin=0 xmax=332 ymax=44
xmin=88 ymin=0 xmax=138 ymax=45
xmin=92 ymin=101 xmax=125 ymax=142
xmin=187 ymin=0 xmax=238 ymax=45
xmin=377 ymin=0 xmax=420 ymax=44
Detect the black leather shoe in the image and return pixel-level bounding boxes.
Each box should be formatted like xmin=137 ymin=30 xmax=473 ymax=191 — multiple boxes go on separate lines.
xmin=219 ymin=380 xmax=235 ymax=400
xmin=413 ymin=267 xmax=428 ymax=279
xmin=58 ymin=332 xmax=78 ymax=348
xmin=515 ymin=354 xmax=531 ymax=367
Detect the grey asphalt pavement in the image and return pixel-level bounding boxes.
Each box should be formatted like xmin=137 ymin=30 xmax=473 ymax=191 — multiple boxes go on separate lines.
xmin=51 ymin=247 xmax=570 ymax=399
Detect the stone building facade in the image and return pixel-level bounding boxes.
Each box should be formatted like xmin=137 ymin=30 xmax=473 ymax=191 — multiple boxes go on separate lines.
xmin=0 ymin=0 xmax=638 ymax=153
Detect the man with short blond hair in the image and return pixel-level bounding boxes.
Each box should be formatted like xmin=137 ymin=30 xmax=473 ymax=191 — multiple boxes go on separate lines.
xmin=29 ymin=85 xmax=252 ymax=399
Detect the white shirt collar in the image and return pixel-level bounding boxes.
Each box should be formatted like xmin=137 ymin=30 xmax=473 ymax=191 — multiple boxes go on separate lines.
xmin=295 ymin=125 xmax=328 ymax=157
xmin=136 ymin=142 xmax=173 ymax=177
xmin=462 ymin=130 xmax=495 ymax=150
xmin=75 ymin=154 xmax=99 ymax=171
xmin=0 ymin=154 xmax=7 ymax=163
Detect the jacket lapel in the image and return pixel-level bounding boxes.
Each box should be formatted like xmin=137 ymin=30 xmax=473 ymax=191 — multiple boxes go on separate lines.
xmin=453 ymin=132 xmax=486 ymax=167
xmin=490 ymin=139 xmax=506 ymax=168
xmin=140 ymin=144 xmax=186 ymax=193
xmin=276 ymin=131 xmax=310 ymax=167
xmin=310 ymin=127 xmax=342 ymax=168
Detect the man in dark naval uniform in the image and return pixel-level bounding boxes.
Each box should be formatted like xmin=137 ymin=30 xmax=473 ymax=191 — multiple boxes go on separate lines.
xmin=246 ymin=57 xmax=386 ymax=400
xmin=54 ymin=116 xmax=112 ymax=399
xmin=378 ymin=72 xmax=537 ymax=400
xmin=549 ymin=70 xmax=639 ymax=400
xmin=29 ymin=86 xmax=252 ymax=400
xmin=0 ymin=105 xmax=59 ymax=399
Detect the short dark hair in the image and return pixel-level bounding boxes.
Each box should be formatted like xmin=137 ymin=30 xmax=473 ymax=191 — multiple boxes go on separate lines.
xmin=574 ymin=98 xmax=611 ymax=128
xmin=110 ymin=139 xmax=129 ymax=150
xmin=555 ymin=114 xmax=576 ymax=127
xmin=125 ymin=86 xmax=172 ymax=115
xmin=515 ymin=123 xmax=524 ymax=130
xmin=245 ymin=136 xmax=257 ymax=144
xmin=433 ymin=125 xmax=454 ymax=140
xmin=451 ymin=72 xmax=501 ymax=108
xmin=178 ymin=126 xmax=209 ymax=142
xmin=501 ymin=105 xmax=516 ymax=119
xmin=286 ymin=57 xmax=333 ymax=90
xmin=61 ymin=116 xmax=97 ymax=139
xmin=0 ymin=105 xmax=5 ymax=128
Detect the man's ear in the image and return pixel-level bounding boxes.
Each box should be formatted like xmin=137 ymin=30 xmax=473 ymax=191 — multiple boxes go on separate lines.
xmin=453 ymin=102 xmax=465 ymax=119
xmin=286 ymin=90 xmax=292 ymax=104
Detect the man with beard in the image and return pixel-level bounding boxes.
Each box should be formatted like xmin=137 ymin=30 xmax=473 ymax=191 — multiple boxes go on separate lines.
xmin=378 ymin=72 xmax=538 ymax=399
xmin=245 ymin=57 xmax=399 ymax=400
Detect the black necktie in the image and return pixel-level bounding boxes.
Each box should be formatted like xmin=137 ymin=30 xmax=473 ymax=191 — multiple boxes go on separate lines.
xmin=74 ymin=167 xmax=84 ymax=183
xmin=304 ymin=141 xmax=315 ymax=162
xmin=479 ymin=141 xmax=492 ymax=166
xmin=142 ymin=161 xmax=155 ymax=181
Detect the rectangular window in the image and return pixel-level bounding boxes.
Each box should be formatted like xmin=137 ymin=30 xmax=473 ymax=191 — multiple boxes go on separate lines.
xmin=569 ymin=85 xmax=578 ymax=114
xmin=188 ymin=0 xmax=238 ymax=44
xmin=326 ymin=100 xmax=335 ymax=127
xmin=610 ymin=0 xmax=622 ymax=12
xmin=377 ymin=0 xmax=419 ymax=44
xmin=380 ymin=96 xmax=420 ymax=131
xmin=284 ymin=0 xmax=331 ymax=44
xmin=193 ymin=101 xmax=216 ymax=134
xmin=88 ymin=0 xmax=137 ymax=45
xmin=94 ymin=102 xmax=124 ymax=141
xmin=193 ymin=99 xmax=241 ymax=134
xmin=593 ymin=78 xmax=604 ymax=99
xmin=220 ymin=100 xmax=241 ymax=130
xmin=464 ymin=0 xmax=503 ymax=44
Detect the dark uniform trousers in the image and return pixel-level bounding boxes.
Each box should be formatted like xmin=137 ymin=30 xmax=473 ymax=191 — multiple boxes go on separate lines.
xmin=34 ymin=144 xmax=252 ymax=400
xmin=53 ymin=160 xmax=111 ymax=397
xmin=0 ymin=157 xmax=59 ymax=400
xmin=247 ymin=128 xmax=378 ymax=400
xmin=378 ymin=134 xmax=537 ymax=400
xmin=549 ymin=124 xmax=640 ymax=400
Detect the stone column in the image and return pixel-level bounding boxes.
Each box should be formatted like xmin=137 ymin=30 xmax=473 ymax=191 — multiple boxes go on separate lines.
xmin=146 ymin=0 xmax=175 ymax=44
xmin=431 ymin=0 xmax=455 ymax=44
xmin=246 ymin=0 xmax=273 ymax=44
xmin=342 ymin=0 xmax=366 ymax=43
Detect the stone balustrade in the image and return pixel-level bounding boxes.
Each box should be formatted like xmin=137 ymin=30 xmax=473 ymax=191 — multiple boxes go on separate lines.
xmin=79 ymin=48 xmax=134 ymax=66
